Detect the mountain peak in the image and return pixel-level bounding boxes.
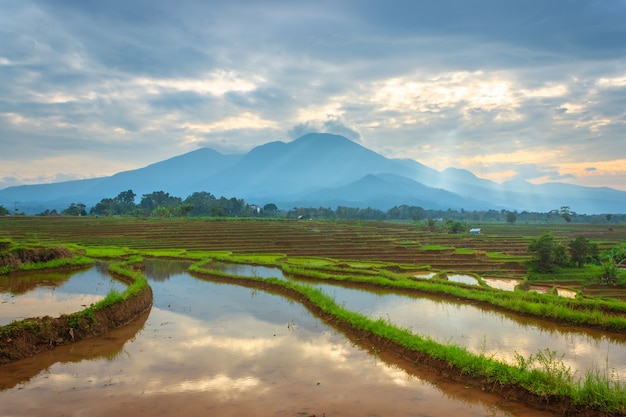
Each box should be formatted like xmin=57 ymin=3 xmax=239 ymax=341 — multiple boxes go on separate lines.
xmin=1 ymin=132 xmax=626 ymax=214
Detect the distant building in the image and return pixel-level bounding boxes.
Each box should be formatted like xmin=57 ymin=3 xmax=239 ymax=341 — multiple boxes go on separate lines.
xmin=469 ymin=228 xmax=481 ymax=234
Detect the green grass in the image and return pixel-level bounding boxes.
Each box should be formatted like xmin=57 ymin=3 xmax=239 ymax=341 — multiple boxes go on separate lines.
xmin=0 ymin=241 xmax=93 ymax=275
xmin=191 ymin=251 xmax=626 ymax=334
xmin=64 ymin=256 xmax=149 ymax=328
xmin=190 ymin=265 xmax=626 ymax=414
xmin=4 ymin=219 xmax=626 ymax=412
xmin=420 ymin=244 xmax=454 ymax=251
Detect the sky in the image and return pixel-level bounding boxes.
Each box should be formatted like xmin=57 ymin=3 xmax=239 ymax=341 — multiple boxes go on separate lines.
xmin=1 ymin=0 xmax=625 ymax=191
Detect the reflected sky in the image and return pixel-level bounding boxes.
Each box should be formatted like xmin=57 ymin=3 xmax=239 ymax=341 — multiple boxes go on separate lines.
xmin=0 ymin=266 xmax=127 ymax=325
xmin=0 ymin=266 xmax=555 ymax=417
xmin=315 ymin=283 xmax=626 ymax=380
xmin=210 ymin=262 xmax=288 ymax=280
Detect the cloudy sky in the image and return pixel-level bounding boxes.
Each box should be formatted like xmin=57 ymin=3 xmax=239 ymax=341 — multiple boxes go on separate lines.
xmin=1 ymin=0 xmax=625 ymax=191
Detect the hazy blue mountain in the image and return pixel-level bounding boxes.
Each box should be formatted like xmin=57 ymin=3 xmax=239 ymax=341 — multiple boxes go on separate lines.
xmin=97 ymin=148 xmax=242 ymax=198
xmin=1 ymin=132 xmax=625 ymax=214
xmin=209 ymin=133 xmax=432 ymax=199
xmin=295 ymin=173 xmax=490 ymax=210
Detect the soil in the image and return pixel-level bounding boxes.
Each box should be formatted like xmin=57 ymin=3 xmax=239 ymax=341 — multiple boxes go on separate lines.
xmin=0 ymin=246 xmax=73 ymax=271
xmin=0 ymin=278 xmax=152 ymax=364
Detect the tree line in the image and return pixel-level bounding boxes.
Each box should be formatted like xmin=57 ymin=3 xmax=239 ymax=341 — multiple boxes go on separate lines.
xmin=527 ymin=232 xmax=625 ymax=284
xmin=8 ymin=188 xmax=623 ymax=224
xmin=85 ymin=190 xmax=273 ymax=218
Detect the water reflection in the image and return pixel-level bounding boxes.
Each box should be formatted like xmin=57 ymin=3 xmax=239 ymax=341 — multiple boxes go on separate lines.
xmin=483 ymin=277 xmax=521 ymax=291
xmin=209 ymin=261 xmax=288 ymax=280
xmin=0 ymin=262 xmax=555 ymax=416
xmin=313 ymin=283 xmax=626 ymax=379
xmin=205 ymin=261 xmax=626 ymax=379
xmin=0 ymin=266 xmax=128 ymax=326
xmin=445 ymin=274 xmax=479 ymax=285
xmin=0 ymin=310 xmax=149 ymax=390
xmin=143 ymin=258 xmax=192 ymax=281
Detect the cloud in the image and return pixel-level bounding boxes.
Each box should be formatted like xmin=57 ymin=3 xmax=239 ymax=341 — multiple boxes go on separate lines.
xmin=288 ymin=115 xmax=362 ymax=142
xmin=1 ymin=0 xmax=625 ymax=191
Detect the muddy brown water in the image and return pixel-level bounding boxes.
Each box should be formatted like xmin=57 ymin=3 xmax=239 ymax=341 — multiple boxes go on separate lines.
xmin=0 ymin=260 xmax=560 ymax=417
xmin=0 ymin=263 xmax=127 ymax=326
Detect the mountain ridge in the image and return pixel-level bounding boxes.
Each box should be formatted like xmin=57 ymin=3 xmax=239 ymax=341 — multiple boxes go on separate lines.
xmin=1 ymin=133 xmax=625 ymax=214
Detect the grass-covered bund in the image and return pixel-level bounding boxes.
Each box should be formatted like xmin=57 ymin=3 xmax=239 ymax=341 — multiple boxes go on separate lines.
xmin=0 ymin=241 xmax=152 ymax=363
xmin=2 ymin=216 xmax=626 ymax=414
xmin=190 ymin=254 xmax=626 ymax=416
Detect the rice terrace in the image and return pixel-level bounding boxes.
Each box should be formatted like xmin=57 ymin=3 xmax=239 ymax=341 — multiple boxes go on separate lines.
xmin=2 ymin=216 xmax=626 ymax=416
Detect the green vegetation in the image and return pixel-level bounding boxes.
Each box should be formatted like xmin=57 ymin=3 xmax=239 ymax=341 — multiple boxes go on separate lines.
xmin=0 ymin=239 xmax=92 ymax=275
xmin=30 ymin=187 xmax=626 ymax=223
xmin=0 ymin=242 xmax=150 ymax=362
xmin=192 ymin=251 xmax=626 ymax=331
xmin=190 ymin=264 xmax=626 ymax=414
xmin=3 ymin=217 xmax=626 ymax=413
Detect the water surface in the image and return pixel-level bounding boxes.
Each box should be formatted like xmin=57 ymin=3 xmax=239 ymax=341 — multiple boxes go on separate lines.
xmin=0 ymin=260 xmax=556 ymax=416
xmin=0 ymin=264 xmax=127 ymax=325
xmin=313 ymin=282 xmax=626 ymax=379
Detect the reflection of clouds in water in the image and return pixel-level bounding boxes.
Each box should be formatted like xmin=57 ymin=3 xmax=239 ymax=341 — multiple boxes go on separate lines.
xmin=14 ymin=302 xmax=431 ymax=405
xmin=323 ymin=285 xmax=626 ymax=380
xmin=0 ymin=293 xmax=105 ymax=325
xmin=183 ymin=333 xmax=282 ymax=354
xmin=376 ymin=362 xmax=418 ymax=388
xmin=299 ymin=332 xmax=353 ymax=365
xmin=166 ymin=309 xmax=360 ymax=372
xmin=483 ymin=278 xmax=521 ymax=291
xmin=0 ymin=267 xmax=126 ymax=325
xmin=0 ymin=274 xmax=551 ymax=417
xmin=143 ymin=374 xmax=267 ymax=398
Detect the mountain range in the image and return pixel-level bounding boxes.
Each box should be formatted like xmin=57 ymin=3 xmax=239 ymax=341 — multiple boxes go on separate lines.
xmin=1 ymin=133 xmax=625 ymax=214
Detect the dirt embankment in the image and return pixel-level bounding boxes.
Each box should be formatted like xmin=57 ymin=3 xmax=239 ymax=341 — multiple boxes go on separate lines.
xmin=1 ymin=245 xmax=153 ymax=363
xmin=0 ymin=246 xmax=73 ymax=271
xmin=0 ymin=275 xmax=153 ymax=364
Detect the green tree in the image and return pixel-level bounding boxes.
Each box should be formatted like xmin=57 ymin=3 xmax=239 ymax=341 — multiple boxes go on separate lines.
xmin=115 ymin=189 xmax=136 ymax=205
xmin=140 ymin=191 xmax=182 ymax=212
xmin=528 ymin=232 xmax=567 ymax=273
xmin=599 ymin=262 xmax=618 ymax=285
xmin=92 ymin=198 xmax=116 ymax=216
xmin=448 ymin=221 xmax=465 ymax=234
xmin=184 ymin=192 xmax=217 ymax=216
xmin=0 ymin=205 xmax=8 ymax=216
xmin=173 ymin=203 xmax=194 ymax=218
xmin=263 ymin=203 xmax=278 ymax=213
xmin=559 ymin=206 xmax=573 ymax=223
xmin=152 ymin=206 xmax=171 ymax=219
xmin=62 ymin=203 xmax=87 ymax=216
xmin=568 ymin=236 xmax=599 ymax=267
xmin=506 ymin=211 xmax=517 ymax=224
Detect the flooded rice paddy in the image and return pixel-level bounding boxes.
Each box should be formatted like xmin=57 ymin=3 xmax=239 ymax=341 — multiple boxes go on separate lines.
xmin=209 ymin=261 xmax=626 ymax=379
xmin=2 ymin=259 xmax=622 ymax=416
xmin=0 ymin=264 xmax=127 ymax=326
xmin=312 ymin=284 xmax=626 ymax=378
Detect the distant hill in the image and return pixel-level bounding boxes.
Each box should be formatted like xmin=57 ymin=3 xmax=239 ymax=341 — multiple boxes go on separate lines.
xmin=1 ymin=133 xmax=625 ymax=214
